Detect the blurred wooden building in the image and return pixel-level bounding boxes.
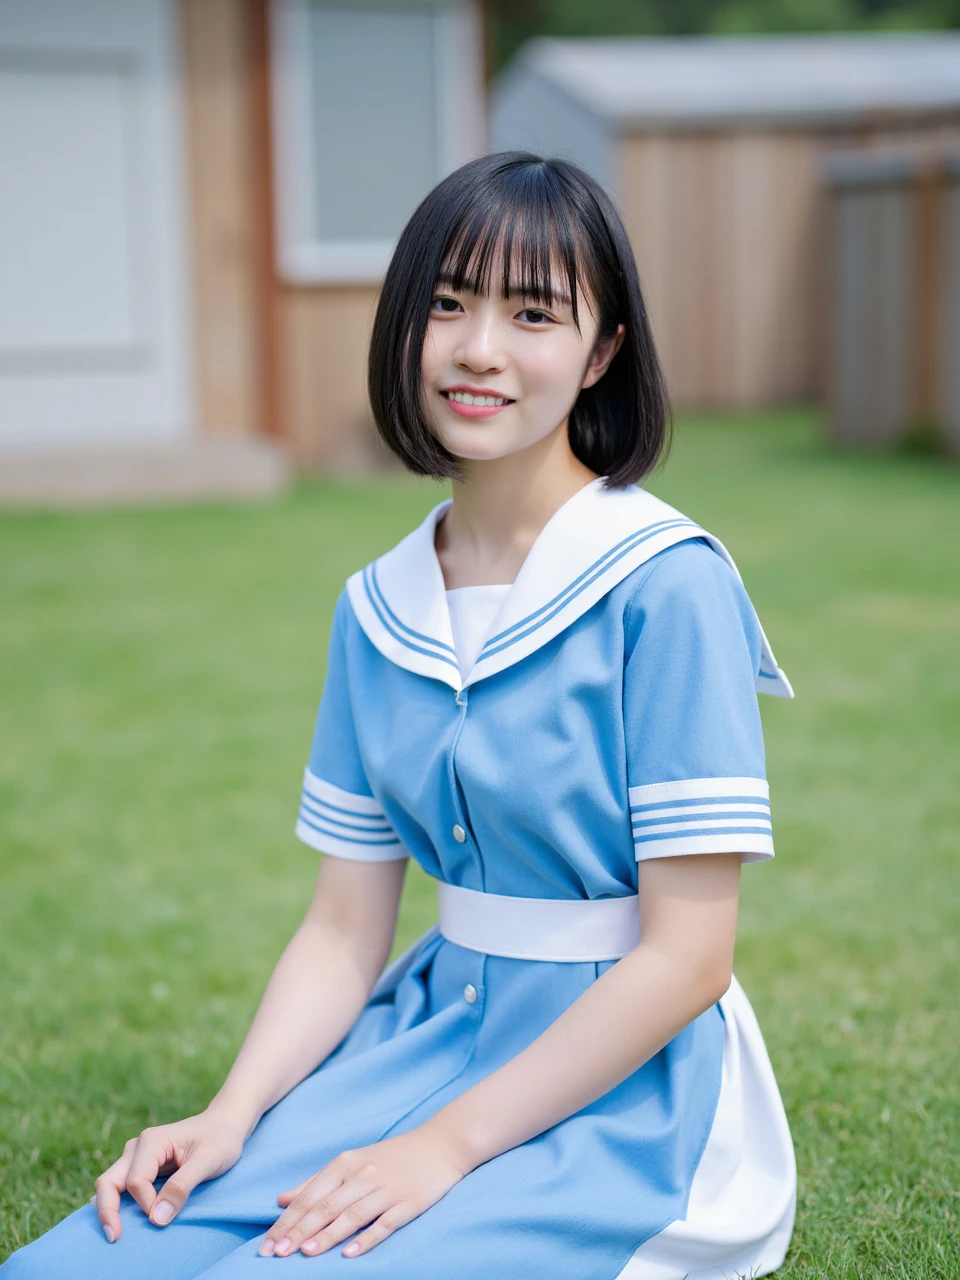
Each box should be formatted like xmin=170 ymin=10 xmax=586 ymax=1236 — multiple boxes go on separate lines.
xmin=0 ymin=0 xmax=486 ymax=504
xmin=491 ymin=34 xmax=960 ymax=412
xmin=824 ymin=143 xmax=960 ymax=453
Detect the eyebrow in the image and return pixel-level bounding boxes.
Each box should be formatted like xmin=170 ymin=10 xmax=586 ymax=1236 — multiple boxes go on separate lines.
xmin=434 ymin=274 xmax=573 ymax=308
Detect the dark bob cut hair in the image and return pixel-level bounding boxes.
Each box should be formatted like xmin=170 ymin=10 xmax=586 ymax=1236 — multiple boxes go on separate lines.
xmin=367 ymin=151 xmax=671 ymax=487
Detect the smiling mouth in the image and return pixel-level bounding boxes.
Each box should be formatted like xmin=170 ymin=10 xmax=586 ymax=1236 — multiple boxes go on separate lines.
xmin=441 ymin=391 xmax=513 ymax=407
xmin=440 ymin=390 xmax=514 ymax=420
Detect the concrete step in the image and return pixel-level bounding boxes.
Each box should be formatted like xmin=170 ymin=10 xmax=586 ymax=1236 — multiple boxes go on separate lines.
xmin=0 ymin=438 xmax=291 ymax=508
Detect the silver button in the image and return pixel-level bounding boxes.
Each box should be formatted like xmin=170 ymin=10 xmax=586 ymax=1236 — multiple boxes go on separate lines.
xmin=452 ymin=824 xmax=466 ymax=843
xmin=463 ymin=983 xmax=478 ymax=1004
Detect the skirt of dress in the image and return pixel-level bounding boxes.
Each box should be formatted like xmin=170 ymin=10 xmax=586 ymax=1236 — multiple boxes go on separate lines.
xmin=1 ymin=926 xmax=795 ymax=1280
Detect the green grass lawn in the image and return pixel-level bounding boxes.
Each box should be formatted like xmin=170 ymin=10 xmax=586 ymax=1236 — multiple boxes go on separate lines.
xmin=1 ymin=410 xmax=958 ymax=1276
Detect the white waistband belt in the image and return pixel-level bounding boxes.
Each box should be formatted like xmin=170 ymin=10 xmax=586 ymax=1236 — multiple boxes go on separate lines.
xmin=437 ymin=881 xmax=640 ymax=962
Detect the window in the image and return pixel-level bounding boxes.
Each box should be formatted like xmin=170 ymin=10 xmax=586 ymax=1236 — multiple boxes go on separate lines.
xmin=271 ymin=0 xmax=485 ymax=283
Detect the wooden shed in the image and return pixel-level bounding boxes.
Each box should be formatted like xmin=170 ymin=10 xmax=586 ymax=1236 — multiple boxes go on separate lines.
xmin=823 ymin=143 xmax=960 ymax=454
xmin=0 ymin=0 xmax=486 ymax=504
xmin=491 ymin=34 xmax=960 ymax=411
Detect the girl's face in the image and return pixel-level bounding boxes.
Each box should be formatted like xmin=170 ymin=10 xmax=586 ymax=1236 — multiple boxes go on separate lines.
xmin=421 ymin=262 xmax=623 ymax=464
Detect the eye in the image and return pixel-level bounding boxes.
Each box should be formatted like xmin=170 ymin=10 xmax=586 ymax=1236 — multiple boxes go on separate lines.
xmin=430 ymin=295 xmax=462 ymax=314
xmin=517 ymin=307 xmax=553 ymax=325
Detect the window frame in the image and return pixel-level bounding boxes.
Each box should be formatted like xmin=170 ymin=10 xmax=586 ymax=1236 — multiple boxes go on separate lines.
xmin=269 ymin=0 xmax=485 ymax=285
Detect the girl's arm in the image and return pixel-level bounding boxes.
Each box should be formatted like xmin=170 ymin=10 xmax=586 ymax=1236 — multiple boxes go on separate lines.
xmin=207 ymin=853 xmax=409 ymax=1141
xmin=93 ymin=854 xmax=407 ymax=1240
xmin=258 ymin=851 xmax=743 ymax=1260
xmin=426 ymin=851 xmax=742 ymax=1168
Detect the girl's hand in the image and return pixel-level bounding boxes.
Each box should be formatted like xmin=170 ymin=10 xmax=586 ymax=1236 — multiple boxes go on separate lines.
xmin=90 ymin=1108 xmax=247 ymax=1242
xmin=260 ymin=1126 xmax=472 ymax=1259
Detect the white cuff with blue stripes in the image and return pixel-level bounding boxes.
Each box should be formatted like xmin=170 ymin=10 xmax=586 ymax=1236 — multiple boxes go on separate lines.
xmin=629 ymin=777 xmax=774 ymax=863
xmin=295 ymin=769 xmax=406 ymax=861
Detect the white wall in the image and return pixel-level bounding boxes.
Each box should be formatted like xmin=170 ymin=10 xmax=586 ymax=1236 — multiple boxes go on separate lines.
xmin=0 ymin=0 xmax=194 ymax=447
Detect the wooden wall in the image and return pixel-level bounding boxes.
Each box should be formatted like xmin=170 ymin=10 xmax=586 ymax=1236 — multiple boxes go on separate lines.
xmin=180 ymin=0 xmax=265 ymax=439
xmin=278 ymin=285 xmax=386 ymax=469
xmin=824 ymin=145 xmax=960 ymax=452
xmin=618 ymin=115 xmax=960 ymax=411
xmin=620 ymin=131 xmax=819 ymax=409
xmin=179 ymin=0 xmax=388 ymax=468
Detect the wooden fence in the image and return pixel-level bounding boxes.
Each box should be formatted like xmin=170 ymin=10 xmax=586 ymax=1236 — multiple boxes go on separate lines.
xmin=824 ymin=145 xmax=960 ymax=454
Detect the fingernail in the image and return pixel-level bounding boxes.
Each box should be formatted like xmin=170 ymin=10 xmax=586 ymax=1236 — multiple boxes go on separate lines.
xmin=301 ymin=1240 xmax=319 ymax=1254
xmin=103 ymin=1225 xmax=115 ymax=1243
xmin=152 ymin=1201 xmax=173 ymax=1224
xmin=275 ymin=1237 xmax=293 ymax=1256
xmin=259 ymin=1239 xmax=276 ymax=1257
xmin=344 ymin=1241 xmax=360 ymax=1256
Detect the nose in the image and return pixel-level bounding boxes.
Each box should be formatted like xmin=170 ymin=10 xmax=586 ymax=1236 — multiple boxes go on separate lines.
xmin=454 ymin=308 xmax=506 ymax=375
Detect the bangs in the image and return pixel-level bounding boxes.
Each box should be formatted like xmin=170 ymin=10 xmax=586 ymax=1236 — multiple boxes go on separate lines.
xmin=437 ymin=190 xmax=590 ymax=329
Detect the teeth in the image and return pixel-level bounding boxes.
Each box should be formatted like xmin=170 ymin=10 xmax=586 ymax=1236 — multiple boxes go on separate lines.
xmin=447 ymin=392 xmax=507 ymax=406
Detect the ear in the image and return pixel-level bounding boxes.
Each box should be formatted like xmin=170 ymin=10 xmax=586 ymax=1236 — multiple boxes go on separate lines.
xmin=581 ymin=324 xmax=626 ymax=391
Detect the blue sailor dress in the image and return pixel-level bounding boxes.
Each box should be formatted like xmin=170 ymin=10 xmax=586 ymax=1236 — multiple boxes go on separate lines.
xmin=2 ymin=479 xmax=796 ymax=1280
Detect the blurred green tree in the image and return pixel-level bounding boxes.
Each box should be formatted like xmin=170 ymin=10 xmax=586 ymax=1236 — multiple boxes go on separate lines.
xmin=490 ymin=0 xmax=960 ymax=69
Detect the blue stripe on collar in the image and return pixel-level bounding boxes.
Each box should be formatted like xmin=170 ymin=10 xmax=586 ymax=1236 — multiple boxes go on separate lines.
xmin=480 ymin=517 xmax=698 ymax=658
xmin=363 ymin=563 xmax=459 ymax=669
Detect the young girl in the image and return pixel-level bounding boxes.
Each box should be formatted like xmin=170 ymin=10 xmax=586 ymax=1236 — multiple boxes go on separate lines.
xmin=3 ymin=152 xmax=796 ymax=1279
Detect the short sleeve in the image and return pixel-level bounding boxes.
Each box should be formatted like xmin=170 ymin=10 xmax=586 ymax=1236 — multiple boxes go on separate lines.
xmin=623 ymin=540 xmax=774 ymax=865
xmin=295 ymin=592 xmax=406 ymax=861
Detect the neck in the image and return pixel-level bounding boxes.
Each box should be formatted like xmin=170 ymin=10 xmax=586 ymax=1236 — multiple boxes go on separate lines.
xmin=435 ymin=423 xmax=599 ymax=588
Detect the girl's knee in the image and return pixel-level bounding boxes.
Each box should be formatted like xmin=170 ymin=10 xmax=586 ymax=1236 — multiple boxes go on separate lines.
xmin=0 ymin=1206 xmax=104 ymax=1278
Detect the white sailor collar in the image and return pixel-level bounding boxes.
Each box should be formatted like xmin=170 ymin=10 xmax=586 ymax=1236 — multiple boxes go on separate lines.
xmin=346 ymin=477 xmax=793 ymax=698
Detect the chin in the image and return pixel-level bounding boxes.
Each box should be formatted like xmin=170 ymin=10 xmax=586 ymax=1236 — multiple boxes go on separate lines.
xmin=438 ymin=427 xmax=544 ymax=464
xmin=449 ymin=444 xmax=514 ymax=463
